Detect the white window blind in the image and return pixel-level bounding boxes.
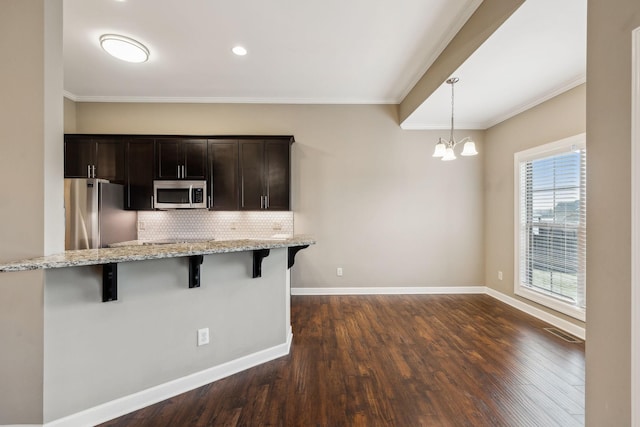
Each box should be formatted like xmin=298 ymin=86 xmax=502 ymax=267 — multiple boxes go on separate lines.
xmin=515 ymin=135 xmax=586 ymax=319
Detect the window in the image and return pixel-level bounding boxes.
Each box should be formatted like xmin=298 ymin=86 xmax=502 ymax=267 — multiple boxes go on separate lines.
xmin=514 ymin=134 xmax=586 ymax=320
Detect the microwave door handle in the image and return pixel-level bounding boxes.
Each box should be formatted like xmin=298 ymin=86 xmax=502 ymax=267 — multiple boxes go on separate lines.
xmin=189 ymin=184 xmax=193 ymax=207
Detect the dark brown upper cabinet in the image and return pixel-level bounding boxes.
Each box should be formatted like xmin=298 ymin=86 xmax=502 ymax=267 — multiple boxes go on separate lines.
xmin=64 ymin=134 xmax=293 ymax=212
xmin=64 ymin=135 xmax=124 ymax=183
xmin=125 ymin=138 xmax=155 ymax=210
xmin=239 ymin=139 xmax=290 ymax=211
xmin=156 ymin=138 xmax=207 ymax=180
xmin=208 ymin=140 xmax=240 ymax=210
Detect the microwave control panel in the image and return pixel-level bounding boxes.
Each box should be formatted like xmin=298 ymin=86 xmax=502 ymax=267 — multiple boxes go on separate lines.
xmin=192 ymin=188 xmax=204 ymax=203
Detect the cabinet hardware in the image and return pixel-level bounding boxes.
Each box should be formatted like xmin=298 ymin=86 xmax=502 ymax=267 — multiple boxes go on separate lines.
xmin=92 ymin=165 xmax=96 ymax=178
xmin=241 ymin=180 xmax=245 ymax=208
xmin=87 ymin=165 xmax=91 ymax=178
xmin=208 ymin=196 xmax=211 ymax=209
xmin=182 ymin=165 xmax=185 ymax=179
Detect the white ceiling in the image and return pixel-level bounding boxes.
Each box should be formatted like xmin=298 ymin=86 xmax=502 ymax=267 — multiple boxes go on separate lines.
xmin=402 ymin=0 xmax=587 ymax=130
xmin=63 ymin=0 xmax=587 ymax=130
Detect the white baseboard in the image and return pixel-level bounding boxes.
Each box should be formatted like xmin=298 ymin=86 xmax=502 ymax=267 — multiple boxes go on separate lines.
xmin=291 ymin=286 xmax=485 ymax=295
xmin=484 ymin=287 xmax=586 ymax=340
xmin=44 ymin=332 xmax=293 ymax=427
xmin=291 ymin=285 xmax=585 ymax=340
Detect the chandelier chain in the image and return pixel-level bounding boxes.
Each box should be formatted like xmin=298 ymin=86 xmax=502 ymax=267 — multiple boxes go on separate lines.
xmin=450 ymin=80 xmax=455 ymax=143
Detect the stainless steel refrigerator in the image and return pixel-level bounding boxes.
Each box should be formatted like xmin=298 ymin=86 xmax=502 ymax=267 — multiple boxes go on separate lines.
xmin=64 ymin=178 xmax=137 ymax=250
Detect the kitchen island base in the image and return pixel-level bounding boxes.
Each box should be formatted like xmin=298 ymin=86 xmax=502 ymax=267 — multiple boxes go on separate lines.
xmin=42 ymin=248 xmax=292 ymax=425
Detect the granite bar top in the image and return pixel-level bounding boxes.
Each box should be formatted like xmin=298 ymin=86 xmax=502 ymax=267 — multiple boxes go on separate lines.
xmin=0 ymin=236 xmax=316 ymax=272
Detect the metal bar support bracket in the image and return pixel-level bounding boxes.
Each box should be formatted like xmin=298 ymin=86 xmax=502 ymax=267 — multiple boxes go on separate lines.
xmin=252 ymin=249 xmax=271 ymax=278
xmin=288 ymin=245 xmax=310 ymax=269
xmin=102 ymin=263 xmax=118 ymax=302
xmin=189 ymin=255 xmax=204 ymax=288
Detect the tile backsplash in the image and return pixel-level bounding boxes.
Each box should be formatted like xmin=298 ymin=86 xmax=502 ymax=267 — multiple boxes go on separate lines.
xmin=137 ymin=210 xmax=294 ymax=241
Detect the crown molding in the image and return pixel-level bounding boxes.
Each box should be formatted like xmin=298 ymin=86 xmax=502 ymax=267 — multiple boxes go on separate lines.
xmin=63 ymin=90 xmax=79 ymax=101
xmin=400 ymin=121 xmax=486 ymax=131
xmin=482 ymin=74 xmax=586 ymax=129
xmin=61 ymin=92 xmax=396 ymax=105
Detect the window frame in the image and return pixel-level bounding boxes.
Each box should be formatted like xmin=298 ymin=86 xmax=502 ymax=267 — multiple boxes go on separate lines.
xmin=513 ymin=133 xmax=586 ymax=321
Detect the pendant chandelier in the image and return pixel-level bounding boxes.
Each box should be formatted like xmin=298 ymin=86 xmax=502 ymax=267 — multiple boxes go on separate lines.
xmin=432 ymin=77 xmax=478 ymax=161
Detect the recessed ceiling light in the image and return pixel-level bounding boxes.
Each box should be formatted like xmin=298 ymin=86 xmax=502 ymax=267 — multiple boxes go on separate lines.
xmin=232 ymin=46 xmax=247 ymax=56
xmin=100 ymin=34 xmax=149 ymax=63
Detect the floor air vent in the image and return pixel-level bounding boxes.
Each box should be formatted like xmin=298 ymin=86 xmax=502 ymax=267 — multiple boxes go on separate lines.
xmin=543 ymin=327 xmax=582 ymax=343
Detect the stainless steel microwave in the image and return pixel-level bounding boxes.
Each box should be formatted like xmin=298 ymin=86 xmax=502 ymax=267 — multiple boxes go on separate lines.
xmin=153 ymin=180 xmax=207 ymax=209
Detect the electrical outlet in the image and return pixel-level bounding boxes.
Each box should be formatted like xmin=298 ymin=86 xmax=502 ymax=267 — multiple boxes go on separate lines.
xmin=230 ymin=222 xmax=238 ymax=230
xmin=197 ymin=328 xmax=210 ymax=346
xmin=272 ymin=222 xmax=283 ymax=231
xmin=337 ymin=267 xmax=343 ymax=277
xmin=498 ymin=271 xmax=503 ymax=281
xmin=138 ymin=220 xmax=146 ymax=231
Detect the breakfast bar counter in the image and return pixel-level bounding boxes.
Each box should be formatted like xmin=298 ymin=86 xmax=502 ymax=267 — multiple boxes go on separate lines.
xmin=0 ymin=235 xmax=316 ymax=271
xmin=0 ymin=235 xmax=315 ymax=423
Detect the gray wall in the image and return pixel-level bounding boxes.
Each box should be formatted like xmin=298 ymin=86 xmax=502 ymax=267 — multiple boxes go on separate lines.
xmin=586 ymin=0 xmax=640 ymax=424
xmin=72 ymin=102 xmax=485 ymax=290
xmin=43 ymin=249 xmax=288 ymax=422
xmin=0 ymin=0 xmax=62 ymax=423
xmin=484 ymin=83 xmax=586 ymax=327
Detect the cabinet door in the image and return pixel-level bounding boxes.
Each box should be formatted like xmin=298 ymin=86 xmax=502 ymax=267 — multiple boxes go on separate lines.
xmin=239 ymin=141 xmax=265 ymax=210
xmin=156 ymin=139 xmax=180 ymax=179
xmin=208 ymin=140 xmax=239 ymax=210
xmin=264 ymin=140 xmax=290 ymax=210
xmin=95 ymin=138 xmax=124 ymax=183
xmin=125 ymin=139 xmax=155 ymax=210
xmin=64 ymin=136 xmax=93 ymax=178
xmin=182 ymin=139 xmax=207 ymax=179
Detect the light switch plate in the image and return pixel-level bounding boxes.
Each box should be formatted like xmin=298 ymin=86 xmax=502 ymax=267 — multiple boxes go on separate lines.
xmin=197 ymin=328 xmax=210 ymax=346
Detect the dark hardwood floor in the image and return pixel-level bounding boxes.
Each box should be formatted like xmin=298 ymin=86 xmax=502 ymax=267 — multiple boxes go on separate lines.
xmin=99 ymin=295 xmax=585 ymax=427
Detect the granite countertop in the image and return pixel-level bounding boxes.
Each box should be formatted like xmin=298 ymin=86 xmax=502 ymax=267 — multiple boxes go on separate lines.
xmin=0 ymin=235 xmax=316 ymax=272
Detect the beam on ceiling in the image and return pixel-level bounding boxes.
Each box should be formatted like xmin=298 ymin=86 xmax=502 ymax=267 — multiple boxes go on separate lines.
xmin=398 ymin=0 xmax=525 ymax=124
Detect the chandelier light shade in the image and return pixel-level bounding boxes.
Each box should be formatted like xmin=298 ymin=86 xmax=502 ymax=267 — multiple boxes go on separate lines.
xmin=432 ymin=77 xmax=478 ymax=161
xmin=100 ymin=34 xmax=150 ymax=63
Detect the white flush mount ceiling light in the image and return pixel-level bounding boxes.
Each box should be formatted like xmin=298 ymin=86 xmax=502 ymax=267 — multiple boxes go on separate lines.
xmin=432 ymin=77 xmax=478 ymax=161
xmin=232 ymin=46 xmax=247 ymax=56
xmin=100 ymin=34 xmax=149 ymax=63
